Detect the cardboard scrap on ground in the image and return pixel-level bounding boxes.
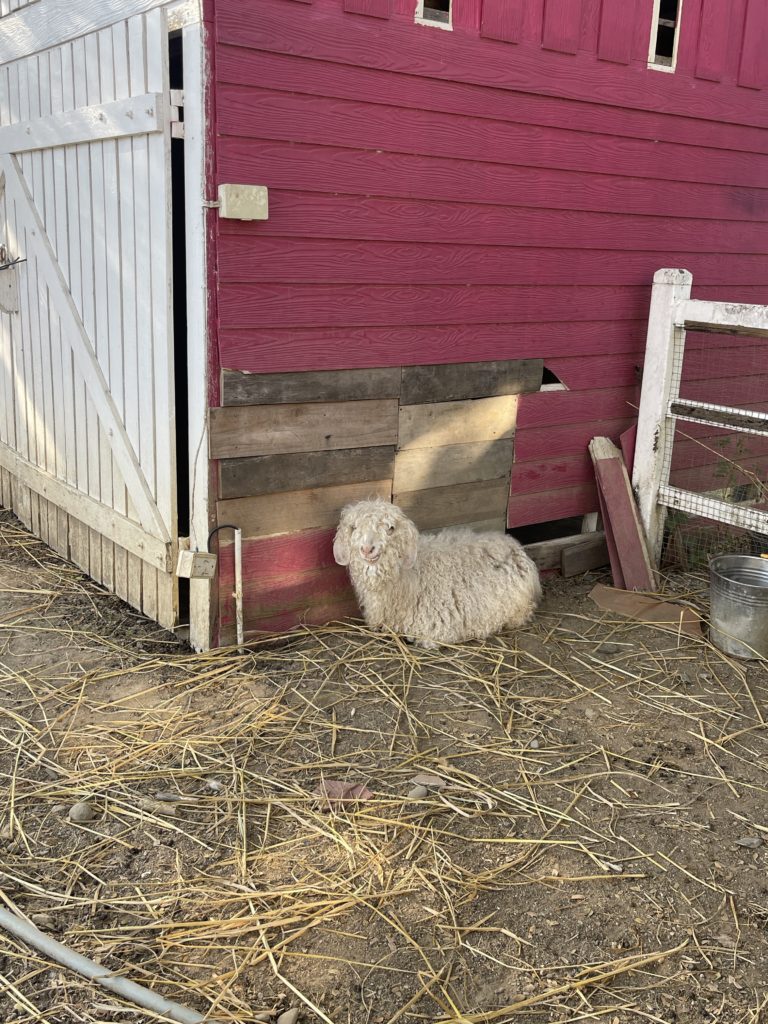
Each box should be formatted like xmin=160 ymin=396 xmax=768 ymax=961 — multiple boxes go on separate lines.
xmin=588 ymin=583 xmax=703 ymax=637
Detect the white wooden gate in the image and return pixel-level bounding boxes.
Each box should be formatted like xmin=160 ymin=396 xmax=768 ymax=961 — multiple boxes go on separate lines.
xmin=0 ymin=6 xmax=179 ymax=627
xmin=634 ymin=268 xmax=768 ymax=565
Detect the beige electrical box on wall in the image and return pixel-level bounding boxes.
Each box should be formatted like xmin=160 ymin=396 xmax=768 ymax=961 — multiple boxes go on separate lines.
xmin=176 ymin=550 xmax=218 ymax=579
xmin=217 ymin=184 xmax=269 ymax=221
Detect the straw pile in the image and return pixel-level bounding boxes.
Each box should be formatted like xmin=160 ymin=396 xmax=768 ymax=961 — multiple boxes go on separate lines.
xmin=1 ymin=509 xmax=768 ymax=1023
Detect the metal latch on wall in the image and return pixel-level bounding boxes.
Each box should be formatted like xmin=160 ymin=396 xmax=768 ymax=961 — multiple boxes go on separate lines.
xmin=0 ymin=243 xmax=22 ymax=314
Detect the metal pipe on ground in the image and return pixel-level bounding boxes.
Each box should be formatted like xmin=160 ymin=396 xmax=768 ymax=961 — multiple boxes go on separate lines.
xmin=0 ymin=906 xmax=205 ymax=1024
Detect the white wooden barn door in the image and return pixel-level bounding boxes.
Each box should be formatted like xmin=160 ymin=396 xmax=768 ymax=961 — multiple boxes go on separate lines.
xmin=0 ymin=8 xmax=179 ymax=628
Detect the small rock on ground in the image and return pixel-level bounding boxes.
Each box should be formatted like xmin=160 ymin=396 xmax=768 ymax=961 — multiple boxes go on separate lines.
xmin=68 ymin=801 xmax=95 ymax=823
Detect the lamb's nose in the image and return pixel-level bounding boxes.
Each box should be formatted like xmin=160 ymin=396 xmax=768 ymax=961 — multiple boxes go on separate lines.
xmin=361 ymin=544 xmax=375 ymax=558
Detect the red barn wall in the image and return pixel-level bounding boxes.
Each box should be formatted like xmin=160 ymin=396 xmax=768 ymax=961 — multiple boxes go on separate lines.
xmin=207 ymin=0 xmax=768 ymax=638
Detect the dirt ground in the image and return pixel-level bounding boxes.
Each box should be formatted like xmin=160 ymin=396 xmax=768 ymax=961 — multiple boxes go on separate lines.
xmin=1 ymin=508 xmax=768 ymax=1024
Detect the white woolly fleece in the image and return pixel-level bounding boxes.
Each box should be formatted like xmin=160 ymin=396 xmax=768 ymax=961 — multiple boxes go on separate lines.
xmin=333 ymin=499 xmax=541 ymax=648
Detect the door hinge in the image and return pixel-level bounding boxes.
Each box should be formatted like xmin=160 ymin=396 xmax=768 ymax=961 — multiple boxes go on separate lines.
xmin=170 ymin=88 xmax=184 ymax=139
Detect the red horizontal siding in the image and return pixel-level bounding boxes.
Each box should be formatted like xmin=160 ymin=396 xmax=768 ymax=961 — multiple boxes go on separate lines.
xmin=218 ymin=85 xmax=768 ymax=190
xmin=215 ymin=0 xmax=768 ymax=129
xmin=220 ymin=321 xmax=648 ymax=374
xmin=516 ymin=388 xmax=641 ymax=429
xmin=216 ymin=47 xmax=768 ymax=156
xmin=219 ymin=240 xmax=768 ymax=288
xmin=211 ymin=0 xmax=768 ymax=632
xmin=231 ymin=600 xmax=361 ymax=640
xmin=218 ymin=284 xmax=651 ymax=329
xmin=510 ymin=452 xmax=592 ymax=495
xmin=219 ymin=148 xmax=768 ymax=226
xmin=508 ymin=482 xmax=599 ymax=528
xmin=218 ymin=530 xmax=359 ymax=632
xmin=513 ymin=418 xmax=636 ymax=462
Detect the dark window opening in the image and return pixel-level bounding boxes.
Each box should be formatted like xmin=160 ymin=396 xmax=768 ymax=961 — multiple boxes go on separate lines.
xmin=170 ymin=31 xmax=190 ymax=629
xmin=421 ymin=0 xmax=450 ymax=25
xmin=651 ymin=0 xmax=681 ymax=67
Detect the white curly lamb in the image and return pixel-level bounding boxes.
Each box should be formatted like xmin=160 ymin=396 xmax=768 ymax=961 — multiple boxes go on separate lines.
xmin=333 ymin=499 xmax=541 ymax=648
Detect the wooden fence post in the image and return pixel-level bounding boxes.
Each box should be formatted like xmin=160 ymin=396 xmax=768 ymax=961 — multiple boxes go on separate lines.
xmin=632 ymin=268 xmax=692 ymax=565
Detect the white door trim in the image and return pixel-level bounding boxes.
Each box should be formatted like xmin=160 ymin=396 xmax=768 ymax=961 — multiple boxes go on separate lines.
xmin=179 ymin=16 xmax=212 ymax=650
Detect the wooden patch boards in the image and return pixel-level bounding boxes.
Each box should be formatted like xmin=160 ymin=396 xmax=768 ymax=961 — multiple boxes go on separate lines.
xmin=210 ymin=358 xmax=543 ymax=636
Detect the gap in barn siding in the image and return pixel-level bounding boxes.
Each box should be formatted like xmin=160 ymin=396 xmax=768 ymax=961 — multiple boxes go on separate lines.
xmin=170 ymin=29 xmax=191 ymax=632
xmin=416 ymin=0 xmax=452 ymax=30
xmin=539 ymin=366 xmax=569 ymax=392
xmin=649 ymin=0 xmax=683 ymax=72
xmin=509 ymin=516 xmax=586 ymax=545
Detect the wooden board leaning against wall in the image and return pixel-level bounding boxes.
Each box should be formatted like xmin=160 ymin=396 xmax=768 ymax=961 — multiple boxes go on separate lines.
xmin=209 ymin=359 xmax=544 ymax=640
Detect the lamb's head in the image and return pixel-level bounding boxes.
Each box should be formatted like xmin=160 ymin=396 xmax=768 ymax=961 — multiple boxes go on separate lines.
xmin=333 ymin=499 xmax=418 ymax=575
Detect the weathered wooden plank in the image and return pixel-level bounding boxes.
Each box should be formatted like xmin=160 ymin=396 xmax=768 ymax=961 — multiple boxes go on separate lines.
xmin=141 ymin=561 xmax=159 ymax=623
xmin=88 ymin=527 xmax=103 ymax=586
xmin=524 ymin=531 xmax=605 ymax=570
xmin=400 ymin=359 xmax=542 ymax=405
xmin=114 ymin=545 xmax=129 ymax=603
xmin=13 ymin=481 xmax=32 ymax=530
xmin=217 ymin=479 xmax=392 ymax=539
xmin=100 ymin=537 xmax=114 ymax=591
xmin=127 ymin=552 xmax=143 ymax=614
xmin=393 ymin=439 xmax=513 ymax=492
xmin=221 ymin=366 xmax=401 ymax=406
xmin=219 ymin=445 xmax=396 ymax=499
xmin=560 ymin=533 xmax=609 ymax=577
xmin=209 ymin=399 xmax=399 ymax=459
xmin=480 ymin=0 xmax=523 ymax=41
xmin=394 ymin=479 xmax=509 ymax=532
xmin=69 ymin=517 xmax=89 ymax=573
xmin=398 ymin=396 xmax=518 ymax=451
xmin=590 ymin=436 xmax=655 ymax=591
xmin=0 ymin=441 xmax=171 ymax=570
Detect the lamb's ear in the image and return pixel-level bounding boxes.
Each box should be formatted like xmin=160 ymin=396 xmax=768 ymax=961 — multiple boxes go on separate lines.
xmin=333 ymin=522 xmax=352 ymax=566
xmin=402 ymin=520 xmax=418 ymax=569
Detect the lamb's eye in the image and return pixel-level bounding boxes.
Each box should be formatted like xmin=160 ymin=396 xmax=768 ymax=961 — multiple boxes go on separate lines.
xmin=387 ymin=525 xmax=395 ymax=534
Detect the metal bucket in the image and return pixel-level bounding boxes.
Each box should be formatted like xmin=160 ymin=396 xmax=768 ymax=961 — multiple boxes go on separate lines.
xmin=709 ymin=554 xmax=768 ymax=659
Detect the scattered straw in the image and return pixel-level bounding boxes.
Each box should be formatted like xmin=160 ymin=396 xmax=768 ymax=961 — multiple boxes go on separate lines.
xmin=1 ymin=511 xmax=768 ymax=1022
